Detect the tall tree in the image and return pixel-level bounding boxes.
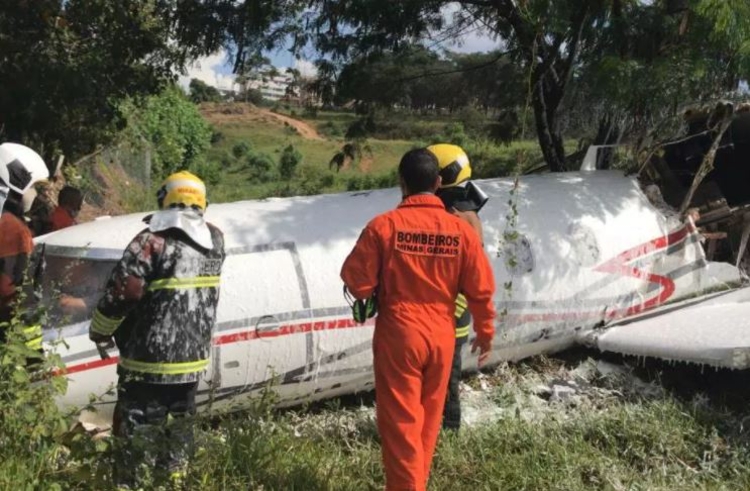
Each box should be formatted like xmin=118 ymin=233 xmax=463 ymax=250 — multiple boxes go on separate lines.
xmin=0 ymin=0 xmax=219 ymax=160
xmin=189 ymin=79 xmax=223 ymax=103
xmin=203 ymin=0 xmax=750 ymax=171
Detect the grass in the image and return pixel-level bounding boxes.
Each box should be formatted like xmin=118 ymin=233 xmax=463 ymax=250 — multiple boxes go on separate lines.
xmin=198 ymin=106 xmax=578 ymax=207
xmin=203 ymin=111 xmax=415 ymax=204
xmin=175 ymin=357 xmax=750 ymax=490
xmin=6 ymin=330 xmax=750 ymax=491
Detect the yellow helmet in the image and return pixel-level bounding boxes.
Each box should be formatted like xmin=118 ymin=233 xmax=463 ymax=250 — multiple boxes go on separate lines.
xmin=427 ymin=143 xmax=471 ymax=188
xmin=156 ymin=171 xmax=207 ymax=211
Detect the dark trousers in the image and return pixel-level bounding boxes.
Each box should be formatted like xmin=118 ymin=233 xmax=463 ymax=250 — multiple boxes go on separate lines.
xmin=112 ymin=379 xmax=198 ymax=488
xmin=442 ymin=335 xmax=467 ymax=430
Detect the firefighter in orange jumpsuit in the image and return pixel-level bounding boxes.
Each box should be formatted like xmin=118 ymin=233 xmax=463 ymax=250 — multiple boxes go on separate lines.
xmin=341 ymin=148 xmax=496 ymax=491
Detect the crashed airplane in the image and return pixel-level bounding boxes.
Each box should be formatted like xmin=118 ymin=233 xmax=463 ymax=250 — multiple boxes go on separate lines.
xmin=34 ymin=107 xmax=750 ymax=424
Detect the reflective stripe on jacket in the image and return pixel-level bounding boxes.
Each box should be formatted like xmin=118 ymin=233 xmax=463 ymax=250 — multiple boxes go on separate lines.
xmin=454 ymin=294 xmax=470 ymax=339
xmin=92 ymin=224 xmax=225 ymax=384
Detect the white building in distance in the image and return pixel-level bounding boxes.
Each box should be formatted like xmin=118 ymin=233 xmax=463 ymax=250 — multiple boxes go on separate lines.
xmin=246 ymin=71 xmax=293 ymax=101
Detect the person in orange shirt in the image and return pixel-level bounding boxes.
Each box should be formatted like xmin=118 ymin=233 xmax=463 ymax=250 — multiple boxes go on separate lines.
xmin=341 ymin=148 xmax=496 ymax=491
xmin=49 ymin=185 xmax=83 ymax=232
xmin=0 ymin=143 xmax=50 ymax=352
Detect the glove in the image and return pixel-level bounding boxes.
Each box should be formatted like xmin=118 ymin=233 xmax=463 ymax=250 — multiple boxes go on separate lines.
xmin=471 ymin=336 xmax=492 ymax=368
xmin=89 ymin=331 xmax=115 ymax=349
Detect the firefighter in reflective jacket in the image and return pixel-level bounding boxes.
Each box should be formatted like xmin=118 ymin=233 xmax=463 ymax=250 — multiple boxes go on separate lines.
xmin=428 ymin=143 xmax=489 ymax=431
xmin=0 ymin=143 xmax=50 ymax=356
xmin=89 ymin=171 xmax=225 ymax=489
xmin=341 ymin=149 xmax=496 ymax=491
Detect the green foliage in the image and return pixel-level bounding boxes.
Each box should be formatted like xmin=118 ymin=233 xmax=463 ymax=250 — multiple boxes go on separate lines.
xmin=210 ymin=129 xmax=225 ymax=145
xmin=243 ymin=88 xmax=265 ymax=106
xmin=320 ymin=120 xmax=343 ymax=137
xmin=165 ymin=362 xmax=750 ymax=490
xmin=193 ymin=160 xmax=222 ymax=186
xmin=121 ymin=86 xmax=213 ymax=178
xmin=189 ymin=78 xmax=223 ymax=104
xmin=302 ymin=106 xmax=319 ymax=119
xmin=0 ymin=0 xmax=211 ymax=161
xmin=335 ymin=46 xmax=524 ymax=117
xmin=277 ymin=164 xmax=336 ymax=197
xmin=0 ymin=286 xmax=113 ymax=490
xmin=279 ymin=144 xmax=303 ymax=180
xmin=245 ymin=152 xmax=277 ymax=183
xmin=443 ymin=122 xmax=468 ymax=147
xmin=344 ymin=169 xmax=397 ymax=192
xmin=232 ymin=141 xmax=252 ymax=159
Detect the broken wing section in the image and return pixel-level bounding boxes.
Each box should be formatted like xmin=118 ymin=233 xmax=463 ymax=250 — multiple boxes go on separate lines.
xmin=584 ymin=287 xmax=750 ymax=369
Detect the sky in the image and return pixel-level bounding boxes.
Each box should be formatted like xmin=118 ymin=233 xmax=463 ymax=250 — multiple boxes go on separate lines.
xmin=179 ymin=26 xmax=500 ymax=91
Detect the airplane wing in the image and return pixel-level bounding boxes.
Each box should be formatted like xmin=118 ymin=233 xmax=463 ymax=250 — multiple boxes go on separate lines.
xmin=581 ymin=287 xmax=750 ymax=369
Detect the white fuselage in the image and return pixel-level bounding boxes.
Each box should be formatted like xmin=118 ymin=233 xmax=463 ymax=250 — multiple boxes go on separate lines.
xmin=35 ymin=171 xmax=741 ymax=424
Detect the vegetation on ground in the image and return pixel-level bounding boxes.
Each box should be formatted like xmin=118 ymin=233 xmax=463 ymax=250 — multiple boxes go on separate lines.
xmin=6 ymin=335 xmax=750 ymax=491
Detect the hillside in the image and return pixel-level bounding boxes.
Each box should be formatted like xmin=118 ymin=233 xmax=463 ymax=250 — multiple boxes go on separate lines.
xmin=200 ymin=103 xmax=416 ymax=204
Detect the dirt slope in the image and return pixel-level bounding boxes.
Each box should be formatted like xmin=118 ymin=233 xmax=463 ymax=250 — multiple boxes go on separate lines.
xmin=200 ymin=102 xmax=324 ymax=140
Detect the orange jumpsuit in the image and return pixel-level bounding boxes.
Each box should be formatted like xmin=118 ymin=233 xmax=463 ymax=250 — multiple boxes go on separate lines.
xmin=341 ymin=194 xmax=496 ymax=491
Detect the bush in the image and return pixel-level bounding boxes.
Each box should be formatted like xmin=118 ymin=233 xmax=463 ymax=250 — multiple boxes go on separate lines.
xmin=443 ymin=122 xmax=468 ymax=147
xmin=210 ymin=129 xmax=225 ymax=145
xmin=279 ymin=164 xmax=336 ymax=196
xmin=121 ymin=86 xmax=212 ymax=178
xmin=320 ymin=121 xmax=343 ymax=138
xmin=279 ymin=145 xmax=302 ymax=180
xmin=345 ymin=174 xmax=377 ymax=191
xmin=232 ymin=142 xmax=252 ymax=159
xmin=455 ymin=105 xmax=487 ymax=133
xmin=462 ymin=138 xmax=543 ymax=178
xmin=0 ymin=295 xmax=112 ymax=489
xmin=244 ymin=88 xmax=264 ymax=106
xmin=303 ymin=106 xmax=318 ymax=119
xmin=193 ymin=160 xmax=222 ymax=186
xmin=245 ymin=152 xmax=276 ymax=183
xmin=375 ymin=168 xmax=399 ymax=188
xmin=345 ymin=114 xmax=376 ymax=140
xmin=219 ymin=151 xmax=235 ymax=169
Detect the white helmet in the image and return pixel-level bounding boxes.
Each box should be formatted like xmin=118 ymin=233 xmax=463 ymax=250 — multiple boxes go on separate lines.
xmin=0 ymin=143 xmax=49 ymax=195
xmin=0 ymin=143 xmax=49 ymax=212
xmin=0 ymin=156 xmax=8 ymax=212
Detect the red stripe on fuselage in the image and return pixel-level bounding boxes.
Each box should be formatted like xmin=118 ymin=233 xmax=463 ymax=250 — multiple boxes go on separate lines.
xmin=60 ymin=226 xmax=694 ymax=375
xmin=61 ymin=317 xmax=374 ymax=375
xmin=595 ymin=224 xmax=690 ymax=316
xmin=503 ymin=225 xmax=693 ymax=324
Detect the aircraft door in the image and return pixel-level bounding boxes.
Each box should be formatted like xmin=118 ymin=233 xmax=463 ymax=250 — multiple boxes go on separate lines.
xmin=209 ymin=243 xmax=309 ymax=410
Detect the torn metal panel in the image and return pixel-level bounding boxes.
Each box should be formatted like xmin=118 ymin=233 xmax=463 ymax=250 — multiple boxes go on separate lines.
xmin=589 ymin=287 xmax=750 ymax=369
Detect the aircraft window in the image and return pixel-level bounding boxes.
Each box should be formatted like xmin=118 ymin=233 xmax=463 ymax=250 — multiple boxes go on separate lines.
xmin=503 ymin=234 xmax=534 ymax=276
xmin=568 ymin=224 xmax=600 ymax=267
xmin=41 ymin=255 xmax=116 ymax=329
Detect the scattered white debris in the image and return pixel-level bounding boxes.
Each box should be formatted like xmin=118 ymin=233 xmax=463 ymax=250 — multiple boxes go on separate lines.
xmin=285 ymin=356 xmax=665 ymax=440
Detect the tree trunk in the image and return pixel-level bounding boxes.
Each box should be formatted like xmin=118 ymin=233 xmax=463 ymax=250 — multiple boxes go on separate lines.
xmin=531 ymin=80 xmax=566 ymax=172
